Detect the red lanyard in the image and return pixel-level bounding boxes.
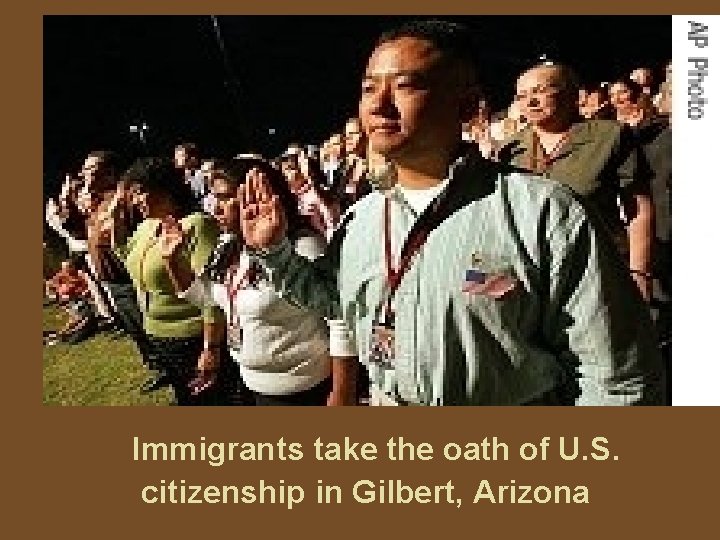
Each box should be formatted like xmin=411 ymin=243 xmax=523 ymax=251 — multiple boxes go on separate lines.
xmin=383 ymin=197 xmax=430 ymax=298
xmin=381 ymin=184 xmax=455 ymax=315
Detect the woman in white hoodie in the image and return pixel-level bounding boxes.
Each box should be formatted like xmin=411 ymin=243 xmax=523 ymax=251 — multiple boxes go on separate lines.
xmin=160 ymin=158 xmax=357 ymax=406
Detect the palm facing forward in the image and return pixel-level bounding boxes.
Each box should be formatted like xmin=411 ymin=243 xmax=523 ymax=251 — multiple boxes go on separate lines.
xmin=158 ymin=216 xmax=186 ymax=259
xmin=240 ymin=167 xmax=287 ymax=249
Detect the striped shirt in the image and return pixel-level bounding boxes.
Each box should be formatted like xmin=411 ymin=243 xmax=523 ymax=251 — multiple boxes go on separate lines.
xmin=260 ymin=149 xmax=665 ymax=406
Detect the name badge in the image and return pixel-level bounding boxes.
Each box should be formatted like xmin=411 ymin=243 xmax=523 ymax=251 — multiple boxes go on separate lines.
xmin=369 ymin=320 xmax=395 ymax=369
xmin=226 ymin=324 xmax=243 ymax=349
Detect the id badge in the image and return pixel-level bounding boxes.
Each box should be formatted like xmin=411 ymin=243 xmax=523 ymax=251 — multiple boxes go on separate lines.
xmin=369 ymin=320 xmax=395 ymax=369
xmin=226 ymin=323 xmax=243 ymax=350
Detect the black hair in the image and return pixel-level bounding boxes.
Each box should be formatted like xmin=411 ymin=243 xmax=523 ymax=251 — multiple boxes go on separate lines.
xmin=68 ymin=252 xmax=88 ymax=271
xmin=610 ymin=77 xmax=643 ymax=100
xmin=213 ymin=158 xmax=313 ymax=238
xmin=376 ymin=20 xmax=479 ymax=83
xmin=581 ymin=81 xmax=609 ymax=100
xmin=121 ymin=157 xmax=196 ymax=216
xmin=174 ymin=142 xmax=199 ymax=158
xmin=87 ymin=150 xmax=122 ymax=175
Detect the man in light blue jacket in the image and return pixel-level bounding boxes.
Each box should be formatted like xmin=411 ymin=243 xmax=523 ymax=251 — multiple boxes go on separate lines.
xmin=239 ymin=20 xmax=665 ymax=406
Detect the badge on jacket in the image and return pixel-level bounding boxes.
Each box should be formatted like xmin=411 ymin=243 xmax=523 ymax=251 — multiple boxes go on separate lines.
xmin=369 ymin=309 xmax=395 ymax=368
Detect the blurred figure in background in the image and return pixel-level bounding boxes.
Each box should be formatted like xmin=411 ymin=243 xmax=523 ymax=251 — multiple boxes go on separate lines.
xmin=500 ymin=63 xmax=654 ymax=299
xmin=579 ymin=82 xmax=613 ymax=120
xmin=333 ymin=117 xmax=374 ymax=212
xmin=630 ymin=67 xmax=655 ymax=95
xmin=640 ymin=73 xmax=672 ymax=394
xmin=173 ymin=142 xmax=206 ymax=207
xmin=489 ymin=100 xmax=526 ymax=144
xmin=44 ymin=258 xmax=93 ymax=345
xmin=655 ymin=62 xmax=672 ymax=116
xmin=609 ymin=77 xmax=655 ymax=127
xmin=463 ymin=97 xmax=496 ymax=159
xmin=320 ymin=133 xmax=346 ymax=189
xmin=281 ymin=149 xmax=340 ymax=239
xmin=199 ymin=157 xmax=221 ymax=215
xmin=344 ymin=117 xmax=367 ymax=160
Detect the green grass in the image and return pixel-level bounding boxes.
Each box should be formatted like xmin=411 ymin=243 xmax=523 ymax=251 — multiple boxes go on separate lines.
xmin=43 ymin=306 xmax=172 ymax=406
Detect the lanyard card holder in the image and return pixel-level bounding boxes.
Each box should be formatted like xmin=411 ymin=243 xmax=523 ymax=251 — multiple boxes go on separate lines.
xmin=369 ymin=304 xmax=395 ymax=369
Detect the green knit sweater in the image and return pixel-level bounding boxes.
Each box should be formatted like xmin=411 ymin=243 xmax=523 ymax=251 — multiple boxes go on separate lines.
xmin=116 ymin=212 xmax=222 ymax=338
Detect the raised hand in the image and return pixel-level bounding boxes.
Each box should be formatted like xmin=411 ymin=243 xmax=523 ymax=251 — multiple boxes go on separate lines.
xmin=158 ymin=216 xmax=186 ymax=260
xmin=45 ymin=198 xmax=63 ymax=230
xmin=298 ymin=150 xmax=314 ymax=182
xmin=240 ymin=167 xmax=287 ymax=249
xmin=59 ymin=174 xmax=73 ymax=202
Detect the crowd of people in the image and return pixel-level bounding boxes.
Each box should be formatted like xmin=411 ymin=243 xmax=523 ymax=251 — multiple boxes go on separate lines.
xmin=43 ymin=20 xmax=671 ymax=406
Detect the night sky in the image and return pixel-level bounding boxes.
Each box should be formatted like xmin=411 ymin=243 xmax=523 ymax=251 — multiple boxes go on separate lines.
xmin=43 ymin=15 xmax=671 ymax=189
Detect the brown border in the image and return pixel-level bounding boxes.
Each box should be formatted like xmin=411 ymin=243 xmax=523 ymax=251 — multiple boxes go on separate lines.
xmin=34 ymin=0 xmax=720 ymax=15
xmin=4 ymin=1 xmax=720 ymax=537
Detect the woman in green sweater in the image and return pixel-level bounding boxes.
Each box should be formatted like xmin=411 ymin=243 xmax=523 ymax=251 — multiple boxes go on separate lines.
xmin=115 ymin=157 xmax=246 ymax=405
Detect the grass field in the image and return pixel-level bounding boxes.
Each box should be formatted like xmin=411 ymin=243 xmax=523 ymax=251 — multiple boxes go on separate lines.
xmin=43 ymin=306 xmax=172 ymax=406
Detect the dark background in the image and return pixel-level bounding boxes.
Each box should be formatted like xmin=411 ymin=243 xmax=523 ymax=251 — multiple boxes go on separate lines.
xmin=44 ymin=15 xmax=671 ymax=190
